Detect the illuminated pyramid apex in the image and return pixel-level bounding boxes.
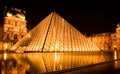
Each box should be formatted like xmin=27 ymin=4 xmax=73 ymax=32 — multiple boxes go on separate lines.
xmin=11 ymin=11 xmax=100 ymax=52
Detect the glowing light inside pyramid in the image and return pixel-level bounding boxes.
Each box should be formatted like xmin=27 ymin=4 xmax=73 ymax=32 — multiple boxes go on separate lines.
xmin=11 ymin=12 xmax=100 ymax=52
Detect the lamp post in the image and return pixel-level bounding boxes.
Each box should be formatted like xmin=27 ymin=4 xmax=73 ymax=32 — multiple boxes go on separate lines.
xmin=113 ymin=45 xmax=117 ymax=50
xmin=3 ymin=43 xmax=8 ymax=51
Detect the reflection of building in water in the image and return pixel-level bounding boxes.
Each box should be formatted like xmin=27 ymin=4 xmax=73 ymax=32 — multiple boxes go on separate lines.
xmin=16 ymin=52 xmax=109 ymax=73
xmin=0 ymin=53 xmax=29 ymax=74
xmin=0 ymin=7 xmax=28 ymax=51
xmin=0 ymin=52 xmax=116 ymax=73
xmin=88 ymin=23 xmax=120 ymax=51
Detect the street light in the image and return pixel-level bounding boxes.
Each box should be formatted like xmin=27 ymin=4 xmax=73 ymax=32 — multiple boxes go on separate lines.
xmin=4 ymin=43 xmax=8 ymax=51
xmin=113 ymin=45 xmax=117 ymax=50
xmin=3 ymin=52 xmax=7 ymax=60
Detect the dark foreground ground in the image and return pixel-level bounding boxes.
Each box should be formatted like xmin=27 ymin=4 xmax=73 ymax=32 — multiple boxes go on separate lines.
xmin=45 ymin=59 xmax=120 ymax=74
xmin=63 ymin=60 xmax=120 ymax=74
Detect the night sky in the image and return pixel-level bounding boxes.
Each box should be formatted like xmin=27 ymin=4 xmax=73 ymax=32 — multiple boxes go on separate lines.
xmin=0 ymin=0 xmax=120 ymax=36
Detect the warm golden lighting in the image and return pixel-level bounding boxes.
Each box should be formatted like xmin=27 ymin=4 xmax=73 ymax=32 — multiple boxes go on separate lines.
xmin=114 ymin=45 xmax=117 ymax=48
xmin=54 ymin=53 xmax=60 ymax=62
xmin=28 ymin=33 xmax=31 ymax=38
xmin=114 ymin=50 xmax=117 ymax=60
xmin=16 ymin=14 xmax=25 ymax=20
xmin=11 ymin=12 xmax=100 ymax=52
xmin=89 ymin=23 xmax=120 ymax=51
xmin=7 ymin=12 xmax=12 ymax=16
xmin=3 ymin=7 xmax=27 ymax=43
xmin=21 ymin=52 xmax=107 ymax=73
xmin=4 ymin=43 xmax=8 ymax=50
xmin=3 ymin=52 xmax=7 ymax=60
xmin=60 ymin=65 xmax=62 ymax=70
xmin=113 ymin=45 xmax=117 ymax=50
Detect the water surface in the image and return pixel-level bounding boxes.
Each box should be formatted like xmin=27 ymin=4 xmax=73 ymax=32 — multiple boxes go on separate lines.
xmin=0 ymin=51 xmax=119 ymax=74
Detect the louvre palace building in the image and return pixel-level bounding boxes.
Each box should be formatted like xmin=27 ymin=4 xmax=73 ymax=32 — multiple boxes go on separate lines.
xmin=88 ymin=24 xmax=120 ymax=51
xmin=0 ymin=8 xmax=28 ymax=51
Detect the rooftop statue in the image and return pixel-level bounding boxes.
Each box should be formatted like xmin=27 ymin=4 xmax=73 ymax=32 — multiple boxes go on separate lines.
xmin=6 ymin=7 xmax=25 ymax=20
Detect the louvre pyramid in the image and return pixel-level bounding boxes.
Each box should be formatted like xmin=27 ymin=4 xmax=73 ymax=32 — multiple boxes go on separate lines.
xmin=11 ymin=12 xmax=100 ymax=52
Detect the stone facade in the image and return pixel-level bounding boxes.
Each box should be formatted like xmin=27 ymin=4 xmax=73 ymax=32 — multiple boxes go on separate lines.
xmin=89 ymin=23 xmax=120 ymax=51
xmin=0 ymin=8 xmax=27 ymax=51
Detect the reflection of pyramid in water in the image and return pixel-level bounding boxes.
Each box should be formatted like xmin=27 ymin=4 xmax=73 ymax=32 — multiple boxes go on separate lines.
xmin=11 ymin=12 xmax=100 ymax=51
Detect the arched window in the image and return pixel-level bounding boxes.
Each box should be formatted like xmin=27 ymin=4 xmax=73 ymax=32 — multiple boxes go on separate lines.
xmin=21 ymin=35 xmax=24 ymax=38
xmin=15 ymin=21 xmax=17 ymax=26
xmin=14 ymin=34 xmax=18 ymax=40
xmin=8 ymin=20 xmax=10 ymax=24
xmin=7 ymin=34 xmax=10 ymax=40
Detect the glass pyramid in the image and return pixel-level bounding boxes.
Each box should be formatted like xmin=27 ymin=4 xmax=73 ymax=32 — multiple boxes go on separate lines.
xmin=11 ymin=12 xmax=100 ymax=52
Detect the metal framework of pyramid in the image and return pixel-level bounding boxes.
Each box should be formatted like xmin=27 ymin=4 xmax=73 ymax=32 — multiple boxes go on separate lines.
xmin=11 ymin=12 xmax=100 ymax=52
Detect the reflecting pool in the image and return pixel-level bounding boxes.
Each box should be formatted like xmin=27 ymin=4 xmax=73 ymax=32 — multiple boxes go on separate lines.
xmin=0 ymin=51 xmax=120 ymax=74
